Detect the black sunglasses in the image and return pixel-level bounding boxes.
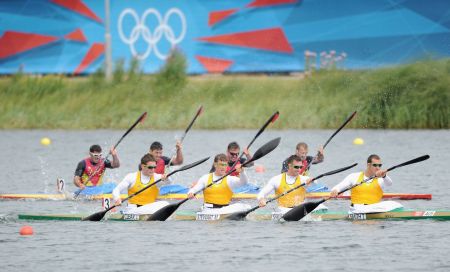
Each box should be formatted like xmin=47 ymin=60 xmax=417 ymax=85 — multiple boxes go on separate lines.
xmin=143 ymin=165 xmax=157 ymax=169
xmin=229 ymin=152 xmax=239 ymax=156
xmin=371 ymin=163 xmax=382 ymax=167
xmin=292 ymin=165 xmax=302 ymax=169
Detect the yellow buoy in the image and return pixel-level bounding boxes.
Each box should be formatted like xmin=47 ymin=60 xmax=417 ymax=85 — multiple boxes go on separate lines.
xmin=353 ymin=137 xmax=364 ymax=145
xmin=40 ymin=137 xmax=51 ymax=146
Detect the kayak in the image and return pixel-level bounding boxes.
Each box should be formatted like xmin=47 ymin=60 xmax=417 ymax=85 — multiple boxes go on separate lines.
xmin=1 ymin=192 xmax=432 ymax=201
xmin=18 ymin=209 xmax=450 ymax=221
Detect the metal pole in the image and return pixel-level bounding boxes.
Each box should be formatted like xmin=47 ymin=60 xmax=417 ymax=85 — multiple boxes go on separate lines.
xmin=104 ymin=0 xmax=112 ymax=81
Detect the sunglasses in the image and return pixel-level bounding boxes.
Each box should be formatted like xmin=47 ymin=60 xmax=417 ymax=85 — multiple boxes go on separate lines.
xmin=229 ymin=152 xmax=239 ymax=157
xmin=291 ymin=165 xmax=303 ymax=169
xmin=216 ymin=162 xmax=228 ymax=167
xmin=143 ymin=165 xmax=157 ymax=169
xmin=90 ymin=152 xmax=102 ymax=158
xmin=371 ymin=163 xmax=382 ymax=167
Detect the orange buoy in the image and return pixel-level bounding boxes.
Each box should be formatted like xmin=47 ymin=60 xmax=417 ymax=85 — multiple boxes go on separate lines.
xmin=255 ymin=165 xmax=266 ymax=173
xmin=19 ymin=225 xmax=34 ymax=235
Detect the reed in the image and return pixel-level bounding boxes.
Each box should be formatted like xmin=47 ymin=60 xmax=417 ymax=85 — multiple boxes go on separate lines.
xmin=0 ymin=59 xmax=448 ymax=129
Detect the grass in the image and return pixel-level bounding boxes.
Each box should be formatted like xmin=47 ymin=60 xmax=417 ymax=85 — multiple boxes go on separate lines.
xmin=0 ymin=58 xmax=448 ymax=129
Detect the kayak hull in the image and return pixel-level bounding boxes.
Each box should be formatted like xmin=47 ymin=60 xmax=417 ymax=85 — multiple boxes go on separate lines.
xmin=18 ymin=209 xmax=450 ymax=221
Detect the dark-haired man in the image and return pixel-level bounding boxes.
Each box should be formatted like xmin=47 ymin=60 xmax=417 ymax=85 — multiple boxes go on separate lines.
xmin=188 ymin=153 xmax=250 ymax=216
xmin=330 ymin=154 xmax=402 ymax=213
xmin=281 ymin=142 xmax=324 ymax=174
xmin=210 ymin=141 xmax=254 ymax=176
xmin=113 ymin=154 xmax=169 ymax=214
xmin=73 ymin=144 xmax=120 ymax=189
xmin=148 ymin=141 xmax=183 ymax=174
xmin=258 ymin=155 xmax=316 ymax=215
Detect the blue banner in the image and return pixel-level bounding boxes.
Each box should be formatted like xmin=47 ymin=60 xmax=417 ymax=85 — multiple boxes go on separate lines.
xmin=0 ymin=0 xmax=449 ymax=74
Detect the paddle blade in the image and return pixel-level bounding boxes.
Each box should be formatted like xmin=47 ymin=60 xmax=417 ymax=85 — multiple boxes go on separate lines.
xmin=271 ymin=111 xmax=280 ymax=123
xmin=282 ymin=200 xmax=324 ymax=221
xmin=82 ymin=210 xmax=108 ymax=221
xmin=244 ymin=137 xmax=281 ymax=166
xmin=226 ymin=211 xmax=249 ymax=221
xmin=147 ymin=203 xmax=180 ymax=221
xmin=387 ymin=155 xmax=430 ymax=171
xmin=197 ymin=105 xmax=204 ymax=116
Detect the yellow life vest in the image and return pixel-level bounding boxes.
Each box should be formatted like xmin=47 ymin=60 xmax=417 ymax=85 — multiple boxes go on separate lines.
xmin=276 ymin=173 xmax=306 ymax=208
xmin=128 ymin=172 xmax=158 ymax=206
xmin=351 ymin=172 xmax=383 ymax=204
xmin=204 ymin=174 xmax=233 ymax=205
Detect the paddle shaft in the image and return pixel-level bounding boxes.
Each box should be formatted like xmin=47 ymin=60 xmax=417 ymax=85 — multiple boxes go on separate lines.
xmin=303 ymin=111 xmax=356 ymax=174
xmin=147 ymin=137 xmax=281 ymax=221
xmin=83 ymin=157 xmax=209 ymax=221
xmin=230 ymin=111 xmax=279 ymax=170
xmin=282 ymin=155 xmax=430 ymax=221
xmin=233 ymin=163 xmax=358 ymax=218
xmin=75 ymin=112 xmax=147 ymax=197
xmin=334 ymin=155 xmax=431 ymax=198
xmin=167 ymin=106 xmax=203 ymax=168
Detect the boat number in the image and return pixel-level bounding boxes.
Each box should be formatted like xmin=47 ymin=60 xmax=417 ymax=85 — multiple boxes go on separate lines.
xmin=348 ymin=213 xmax=366 ymax=220
xmin=272 ymin=213 xmax=283 ymax=221
xmin=123 ymin=214 xmax=140 ymax=221
xmin=103 ymin=198 xmax=111 ymax=210
xmin=423 ymin=211 xmax=435 ymax=216
xmin=196 ymin=213 xmax=220 ymax=221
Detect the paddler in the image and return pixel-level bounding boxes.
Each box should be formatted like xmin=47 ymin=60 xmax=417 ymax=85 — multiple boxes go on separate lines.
xmin=210 ymin=142 xmax=254 ymax=176
xmin=188 ymin=153 xmax=250 ymax=213
xmin=281 ymin=142 xmax=324 ymax=174
xmin=330 ymin=154 xmax=402 ymax=213
xmin=112 ymin=154 xmax=170 ymax=214
xmin=258 ymin=155 xmax=320 ymax=214
xmin=73 ymin=144 xmax=120 ymax=189
xmin=147 ymin=141 xmax=183 ymax=174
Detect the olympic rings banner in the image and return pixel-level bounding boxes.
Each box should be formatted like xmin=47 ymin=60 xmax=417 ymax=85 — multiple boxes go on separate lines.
xmin=0 ymin=0 xmax=449 ymax=74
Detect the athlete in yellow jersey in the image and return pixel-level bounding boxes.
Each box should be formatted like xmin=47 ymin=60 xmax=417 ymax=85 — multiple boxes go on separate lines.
xmin=330 ymin=154 xmax=402 ymax=213
xmin=258 ymin=155 xmax=315 ymax=214
xmin=112 ymin=154 xmax=169 ymax=215
xmin=187 ymin=153 xmax=249 ymax=215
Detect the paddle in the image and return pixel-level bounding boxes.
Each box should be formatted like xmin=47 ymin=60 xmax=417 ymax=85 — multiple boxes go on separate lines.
xmin=302 ymin=111 xmax=356 ymax=174
xmin=282 ymin=155 xmax=430 ymax=221
xmin=167 ymin=105 xmax=203 ymax=169
xmin=148 ymin=137 xmax=282 ymax=221
xmin=74 ymin=112 xmax=148 ymax=198
xmin=229 ymin=111 xmax=279 ymax=171
xmin=82 ymin=157 xmax=209 ymax=221
xmin=226 ymin=163 xmax=357 ymax=220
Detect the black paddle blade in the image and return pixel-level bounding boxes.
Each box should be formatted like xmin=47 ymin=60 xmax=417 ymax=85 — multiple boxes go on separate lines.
xmin=147 ymin=203 xmax=180 ymax=221
xmin=282 ymin=200 xmax=324 ymax=221
xmin=226 ymin=211 xmax=249 ymax=221
xmin=82 ymin=210 xmax=108 ymax=221
xmin=244 ymin=137 xmax=281 ymax=166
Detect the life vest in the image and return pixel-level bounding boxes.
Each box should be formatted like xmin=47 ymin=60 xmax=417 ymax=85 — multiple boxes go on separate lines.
xmin=276 ymin=173 xmax=306 ymax=208
xmin=128 ymin=172 xmax=158 ymax=206
xmin=81 ymin=158 xmax=106 ymax=186
xmin=300 ymin=159 xmax=310 ymax=176
xmin=155 ymin=158 xmax=166 ymax=174
xmin=226 ymin=160 xmax=242 ymax=177
xmin=204 ymin=174 xmax=233 ymax=205
xmin=351 ymin=172 xmax=383 ymax=204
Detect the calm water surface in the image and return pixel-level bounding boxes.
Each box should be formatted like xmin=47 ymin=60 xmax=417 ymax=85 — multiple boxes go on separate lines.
xmin=1 ymin=130 xmax=449 ymax=272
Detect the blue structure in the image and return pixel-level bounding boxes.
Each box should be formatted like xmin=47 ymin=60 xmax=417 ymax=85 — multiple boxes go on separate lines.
xmin=0 ymin=0 xmax=449 ymax=74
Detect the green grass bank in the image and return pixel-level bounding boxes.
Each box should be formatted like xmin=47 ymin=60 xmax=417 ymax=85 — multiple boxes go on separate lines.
xmin=0 ymin=59 xmax=449 ymax=129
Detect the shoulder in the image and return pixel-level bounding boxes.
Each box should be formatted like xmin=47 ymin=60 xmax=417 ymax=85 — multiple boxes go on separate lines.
xmin=161 ymin=156 xmax=171 ymax=164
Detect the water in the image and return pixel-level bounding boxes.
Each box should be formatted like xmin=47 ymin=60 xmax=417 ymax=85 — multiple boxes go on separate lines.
xmin=1 ymin=130 xmax=449 ymax=272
